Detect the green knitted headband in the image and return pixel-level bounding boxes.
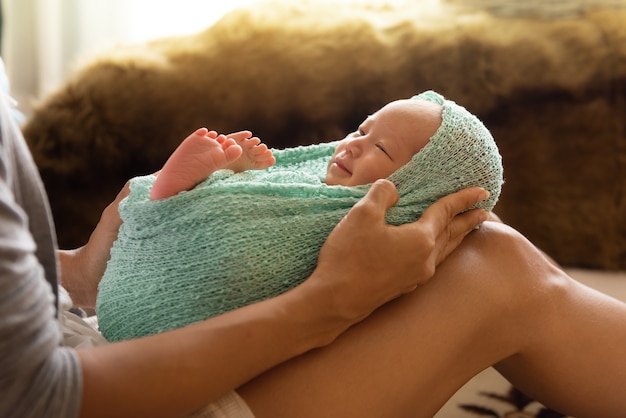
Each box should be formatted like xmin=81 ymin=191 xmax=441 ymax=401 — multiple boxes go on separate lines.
xmin=384 ymin=90 xmax=503 ymax=223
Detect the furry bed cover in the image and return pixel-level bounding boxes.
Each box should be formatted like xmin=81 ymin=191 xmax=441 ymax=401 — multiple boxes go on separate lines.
xmin=22 ymin=1 xmax=626 ymax=269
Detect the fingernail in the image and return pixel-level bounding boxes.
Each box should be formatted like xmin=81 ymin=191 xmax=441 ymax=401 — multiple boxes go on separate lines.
xmin=478 ymin=209 xmax=488 ymax=223
xmin=478 ymin=189 xmax=490 ymax=201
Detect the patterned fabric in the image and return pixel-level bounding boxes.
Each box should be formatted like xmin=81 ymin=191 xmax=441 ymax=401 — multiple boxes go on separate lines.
xmin=459 ymin=385 xmax=568 ymax=417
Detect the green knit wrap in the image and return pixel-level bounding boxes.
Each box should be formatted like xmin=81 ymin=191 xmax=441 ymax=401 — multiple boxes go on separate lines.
xmin=96 ymin=91 xmax=504 ymax=342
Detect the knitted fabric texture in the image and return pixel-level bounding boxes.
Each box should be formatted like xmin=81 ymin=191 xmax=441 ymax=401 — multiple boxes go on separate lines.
xmin=96 ymin=90 xmax=504 ymax=342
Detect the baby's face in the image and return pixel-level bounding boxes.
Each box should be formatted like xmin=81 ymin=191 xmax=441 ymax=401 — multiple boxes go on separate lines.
xmin=325 ymin=99 xmax=442 ymax=186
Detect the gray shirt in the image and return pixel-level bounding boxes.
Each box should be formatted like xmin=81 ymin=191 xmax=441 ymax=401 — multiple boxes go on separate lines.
xmin=0 ymin=92 xmax=81 ymax=418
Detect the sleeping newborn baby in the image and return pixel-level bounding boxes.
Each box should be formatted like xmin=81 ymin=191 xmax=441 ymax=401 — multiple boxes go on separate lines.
xmin=96 ymin=90 xmax=504 ymax=342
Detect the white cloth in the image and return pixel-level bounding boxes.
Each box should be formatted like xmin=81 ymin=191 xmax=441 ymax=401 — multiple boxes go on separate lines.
xmin=59 ymin=286 xmax=107 ymax=348
xmin=190 ymin=392 xmax=256 ymax=418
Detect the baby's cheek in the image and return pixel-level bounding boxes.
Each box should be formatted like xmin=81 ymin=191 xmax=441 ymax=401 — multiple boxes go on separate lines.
xmin=375 ymin=164 xmax=399 ymax=182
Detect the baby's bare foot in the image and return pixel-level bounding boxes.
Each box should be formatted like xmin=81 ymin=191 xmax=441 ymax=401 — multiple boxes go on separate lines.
xmin=222 ymin=131 xmax=276 ymax=173
xmin=150 ymin=128 xmax=243 ymax=200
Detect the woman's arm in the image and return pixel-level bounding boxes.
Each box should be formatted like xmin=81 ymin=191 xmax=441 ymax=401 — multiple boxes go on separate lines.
xmin=69 ymin=180 xmax=488 ymax=418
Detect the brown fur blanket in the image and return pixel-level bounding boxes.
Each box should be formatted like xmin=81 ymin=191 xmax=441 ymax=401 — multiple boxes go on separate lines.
xmin=22 ymin=1 xmax=626 ymax=269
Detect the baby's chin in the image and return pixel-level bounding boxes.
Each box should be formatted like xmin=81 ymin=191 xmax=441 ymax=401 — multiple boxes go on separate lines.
xmin=324 ymin=165 xmax=340 ymax=186
xmin=325 ymin=177 xmax=359 ymax=187
xmin=324 ymin=175 xmax=338 ymax=186
xmin=325 ymin=161 xmax=355 ymax=186
xmin=324 ymin=170 xmax=351 ymax=186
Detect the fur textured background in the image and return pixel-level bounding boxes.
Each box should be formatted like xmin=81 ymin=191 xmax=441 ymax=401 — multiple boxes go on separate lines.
xmin=22 ymin=1 xmax=626 ymax=269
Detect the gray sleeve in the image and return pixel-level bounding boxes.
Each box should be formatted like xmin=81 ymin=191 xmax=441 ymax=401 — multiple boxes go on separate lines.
xmin=0 ymin=92 xmax=82 ymax=417
xmin=0 ymin=163 xmax=82 ymax=418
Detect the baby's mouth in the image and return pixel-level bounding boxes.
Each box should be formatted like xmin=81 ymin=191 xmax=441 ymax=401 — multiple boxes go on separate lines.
xmin=333 ymin=156 xmax=352 ymax=174
xmin=334 ymin=161 xmax=351 ymax=174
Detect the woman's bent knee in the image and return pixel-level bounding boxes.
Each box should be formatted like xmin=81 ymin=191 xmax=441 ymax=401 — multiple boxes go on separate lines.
xmin=448 ymin=222 xmax=570 ymax=333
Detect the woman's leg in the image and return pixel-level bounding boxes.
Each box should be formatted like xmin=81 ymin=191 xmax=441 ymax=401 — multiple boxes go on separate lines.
xmin=494 ymin=268 xmax=626 ymax=417
xmin=238 ymin=222 xmax=626 ymax=418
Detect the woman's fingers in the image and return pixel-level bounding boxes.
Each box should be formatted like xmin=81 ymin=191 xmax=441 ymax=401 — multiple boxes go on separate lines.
xmin=420 ymin=187 xmax=489 ymax=233
xmin=418 ymin=187 xmax=489 ymax=265
xmin=436 ymin=208 xmax=488 ymax=264
xmin=314 ymin=182 xmax=491 ymax=323
xmin=350 ymin=179 xmax=399 ymax=222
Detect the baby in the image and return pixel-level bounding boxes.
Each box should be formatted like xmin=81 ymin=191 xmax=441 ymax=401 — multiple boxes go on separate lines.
xmin=149 ymin=93 xmax=443 ymax=199
xmin=96 ymin=90 xmax=503 ymax=342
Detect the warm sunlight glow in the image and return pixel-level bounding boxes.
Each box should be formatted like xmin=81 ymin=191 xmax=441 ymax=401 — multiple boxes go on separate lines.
xmin=119 ymin=0 xmax=260 ymax=42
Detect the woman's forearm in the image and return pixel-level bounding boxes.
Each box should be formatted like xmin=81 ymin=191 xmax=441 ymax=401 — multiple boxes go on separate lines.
xmin=76 ymin=277 xmax=346 ymax=418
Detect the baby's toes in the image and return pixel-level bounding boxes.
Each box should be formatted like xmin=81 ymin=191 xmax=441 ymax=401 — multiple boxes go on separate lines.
xmin=250 ymin=143 xmax=269 ymax=155
xmin=241 ymin=136 xmax=262 ymax=149
xmin=223 ymin=143 xmax=243 ymax=162
xmin=253 ymin=148 xmax=276 ymax=169
xmin=227 ymin=131 xmax=253 ymax=144
xmin=255 ymin=155 xmax=276 ymax=170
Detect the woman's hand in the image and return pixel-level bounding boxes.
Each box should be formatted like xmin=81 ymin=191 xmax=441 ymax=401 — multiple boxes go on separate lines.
xmin=58 ymin=181 xmax=130 ymax=308
xmin=312 ymin=179 xmax=489 ymax=327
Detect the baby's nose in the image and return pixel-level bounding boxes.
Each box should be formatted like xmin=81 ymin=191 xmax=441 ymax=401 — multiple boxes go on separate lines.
xmin=345 ymin=138 xmax=363 ymax=157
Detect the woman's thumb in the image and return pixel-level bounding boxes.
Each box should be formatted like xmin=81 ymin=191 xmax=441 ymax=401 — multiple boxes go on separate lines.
xmin=356 ymin=179 xmax=400 ymax=217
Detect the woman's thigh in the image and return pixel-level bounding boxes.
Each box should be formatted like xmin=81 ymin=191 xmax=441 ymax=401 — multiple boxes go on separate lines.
xmin=238 ymin=223 xmax=553 ymax=418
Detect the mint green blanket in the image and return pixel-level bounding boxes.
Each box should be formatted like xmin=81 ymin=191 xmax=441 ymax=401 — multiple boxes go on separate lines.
xmin=96 ymin=91 xmax=504 ymax=342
